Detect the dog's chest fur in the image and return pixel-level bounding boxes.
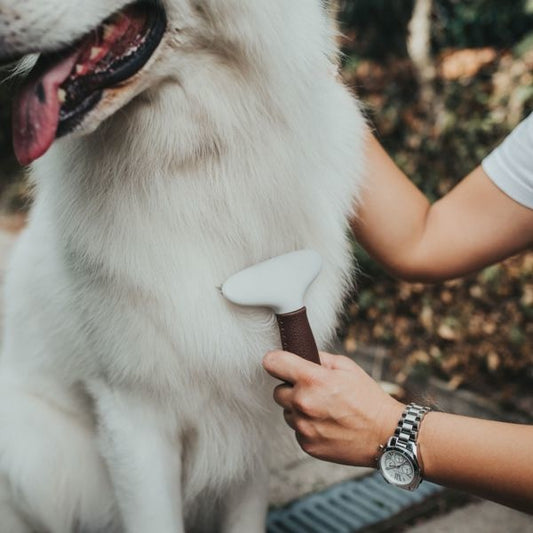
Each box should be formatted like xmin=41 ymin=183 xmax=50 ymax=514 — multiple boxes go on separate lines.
xmin=20 ymin=72 xmax=364 ymax=389
xmin=2 ymin=3 xmax=366 ymax=509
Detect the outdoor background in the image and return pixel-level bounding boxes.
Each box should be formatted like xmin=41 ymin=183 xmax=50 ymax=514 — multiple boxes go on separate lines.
xmin=0 ymin=0 xmax=531 ymax=414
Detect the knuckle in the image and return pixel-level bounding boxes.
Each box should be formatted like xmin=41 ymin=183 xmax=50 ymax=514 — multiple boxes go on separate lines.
xmin=293 ymin=392 xmax=313 ymax=414
xmin=302 ymin=369 xmax=323 ymax=387
xmin=294 ymin=418 xmax=316 ymax=439
xmin=293 ymin=388 xmax=324 ymax=418
xmin=294 ymin=417 xmax=309 ymax=435
xmin=338 ymin=355 xmax=354 ymax=366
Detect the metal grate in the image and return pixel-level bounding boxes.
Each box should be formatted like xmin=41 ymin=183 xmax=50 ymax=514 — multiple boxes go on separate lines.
xmin=267 ymin=472 xmax=444 ymax=533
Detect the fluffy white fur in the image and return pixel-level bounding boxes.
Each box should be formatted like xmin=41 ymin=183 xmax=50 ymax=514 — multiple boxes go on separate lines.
xmin=0 ymin=0 xmax=365 ymax=531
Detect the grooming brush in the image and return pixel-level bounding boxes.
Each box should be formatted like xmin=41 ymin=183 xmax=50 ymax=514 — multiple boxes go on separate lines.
xmin=221 ymin=250 xmax=322 ymax=365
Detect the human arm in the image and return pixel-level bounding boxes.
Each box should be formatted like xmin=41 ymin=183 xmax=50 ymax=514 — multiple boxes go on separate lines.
xmin=263 ymin=350 xmax=533 ymax=514
xmin=351 ymin=132 xmax=533 ymax=282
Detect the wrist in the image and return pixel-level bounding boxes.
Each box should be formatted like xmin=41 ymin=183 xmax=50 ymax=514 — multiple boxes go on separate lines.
xmin=377 ymin=403 xmax=432 ymax=490
xmin=416 ymin=410 xmax=439 ymax=479
xmin=373 ymin=399 xmax=405 ymax=462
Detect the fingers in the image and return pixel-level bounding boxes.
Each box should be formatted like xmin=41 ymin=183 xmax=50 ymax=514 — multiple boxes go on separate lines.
xmin=273 ymin=383 xmax=292 ymax=408
xmin=283 ymin=409 xmax=295 ymax=430
xmin=274 ymin=383 xmax=303 ymax=432
xmin=274 ymin=383 xmax=322 ymax=420
xmin=263 ymin=350 xmax=321 ymax=385
xmin=263 ymin=350 xmax=359 ymax=384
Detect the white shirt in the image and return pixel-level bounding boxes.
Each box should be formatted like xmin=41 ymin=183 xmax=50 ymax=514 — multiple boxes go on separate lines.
xmin=482 ymin=112 xmax=533 ymax=210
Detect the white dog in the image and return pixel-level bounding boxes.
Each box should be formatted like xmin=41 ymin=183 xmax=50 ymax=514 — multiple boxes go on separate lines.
xmin=0 ymin=1 xmax=365 ymax=531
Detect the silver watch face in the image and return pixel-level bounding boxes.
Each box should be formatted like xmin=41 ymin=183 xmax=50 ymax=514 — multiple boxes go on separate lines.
xmin=379 ymin=449 xmax=416 ymax=486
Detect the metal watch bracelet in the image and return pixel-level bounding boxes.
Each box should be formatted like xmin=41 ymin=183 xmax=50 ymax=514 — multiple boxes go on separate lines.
xmin=394 ymin=403 xmax=431 ymax=451
xmin=377 ymin=402 xmax=432 ymax=491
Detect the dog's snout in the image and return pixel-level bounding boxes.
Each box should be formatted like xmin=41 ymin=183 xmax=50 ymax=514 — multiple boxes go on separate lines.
xmin=0 ymin=2 xmax=67 ymax=63
xmin=0 ymin=7 xmax=23 ymax=63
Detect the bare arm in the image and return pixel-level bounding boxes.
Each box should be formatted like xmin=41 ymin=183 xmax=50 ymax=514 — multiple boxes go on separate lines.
xmin=351 ymin=133 xmax=533 ymax=282
xmin=420 ymin=411 xmax=533 ymax=513
xmin=263 ymin=351 xmax=533 ymax=514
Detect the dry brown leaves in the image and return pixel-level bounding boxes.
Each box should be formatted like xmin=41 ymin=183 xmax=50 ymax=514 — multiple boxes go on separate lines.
xmin=343 ymin=252 xmax=533 ymax=397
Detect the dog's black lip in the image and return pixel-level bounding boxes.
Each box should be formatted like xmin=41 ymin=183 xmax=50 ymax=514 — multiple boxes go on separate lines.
xmin=57 ymin=90 xmax=103 ymax=138
xmin=56 ymin=2 xmax=167 ymax=137
xmin=12 ymin=2 xmax=165 ymax=140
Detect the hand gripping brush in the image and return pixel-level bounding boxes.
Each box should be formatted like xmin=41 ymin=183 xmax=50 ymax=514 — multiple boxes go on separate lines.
xmin=221 ymin=250 xmax=322 ymax=365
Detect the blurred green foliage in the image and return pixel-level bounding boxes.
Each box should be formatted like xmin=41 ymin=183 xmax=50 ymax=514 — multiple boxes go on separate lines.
xmin=340 ymin=0 xmax=533 ymax=202
xmin=338 ymin=0 xmax=415 ymax=59
xmin=433 ymin=0 xmax=533 ymax=50
xmin=339 ymin=0 xmax=533 ymax=59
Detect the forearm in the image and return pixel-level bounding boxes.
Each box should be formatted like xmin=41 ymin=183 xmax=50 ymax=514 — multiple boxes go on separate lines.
xmin=351 ymin=133 xmax=432 ymax=280
xmin=419 ymin=412 xmax=533 ymax=513
xmin=352 ymin=132 xmax=533 ymax=282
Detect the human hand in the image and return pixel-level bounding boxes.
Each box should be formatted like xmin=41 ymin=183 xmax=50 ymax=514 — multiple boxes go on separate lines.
xmin=262 ymin=351 xmax=405 ymax=467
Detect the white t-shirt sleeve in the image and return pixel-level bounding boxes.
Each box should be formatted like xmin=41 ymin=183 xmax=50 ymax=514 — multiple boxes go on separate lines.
xmin=481 ymin=112 xmax=533 ymax=210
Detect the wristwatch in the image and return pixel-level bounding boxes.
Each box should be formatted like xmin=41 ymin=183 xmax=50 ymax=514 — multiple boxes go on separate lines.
xmin=378 ymin=403 xmax=431 ymax=491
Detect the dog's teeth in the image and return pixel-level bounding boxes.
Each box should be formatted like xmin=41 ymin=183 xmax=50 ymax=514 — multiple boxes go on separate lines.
xmin=75 ymin=64 xmax=87 ymax=76
xmin=90 ymin=47 xmax=103 ymax=60
xmin=57 ymin=88 xmax=67 ymax=103
xmin=103 ymin=24 xmax=115 ymax=40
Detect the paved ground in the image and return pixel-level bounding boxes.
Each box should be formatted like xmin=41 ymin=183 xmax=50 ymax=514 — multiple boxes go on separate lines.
xmin=408 ymin=501 xmax=533 ymax=532
xmin=269 ymin=445 xmax=372 ymax=507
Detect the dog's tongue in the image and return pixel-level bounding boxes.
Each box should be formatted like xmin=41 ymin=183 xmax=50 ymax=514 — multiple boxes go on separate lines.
xmin=12 ymin=6 xmax=150 ymax=166
xmin=12 ymin=51 xmax=79 ymax=166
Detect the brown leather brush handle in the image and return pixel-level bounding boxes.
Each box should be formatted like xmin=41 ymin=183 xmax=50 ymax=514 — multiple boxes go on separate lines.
xmin=276 ymin=307 xmax=321 ymax=365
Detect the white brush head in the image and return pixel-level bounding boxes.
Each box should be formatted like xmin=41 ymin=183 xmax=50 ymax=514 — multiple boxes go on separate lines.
xmin=221 ymin=250 xmax=322 ymax=315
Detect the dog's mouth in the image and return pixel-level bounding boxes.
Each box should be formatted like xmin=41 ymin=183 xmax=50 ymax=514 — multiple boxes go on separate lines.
xmin=12 ymin=1 xmax=167 ymax=166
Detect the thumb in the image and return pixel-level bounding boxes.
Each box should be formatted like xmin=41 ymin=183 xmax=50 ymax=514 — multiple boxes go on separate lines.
xmin=263 ymin=350 xmax=321 ymax=385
